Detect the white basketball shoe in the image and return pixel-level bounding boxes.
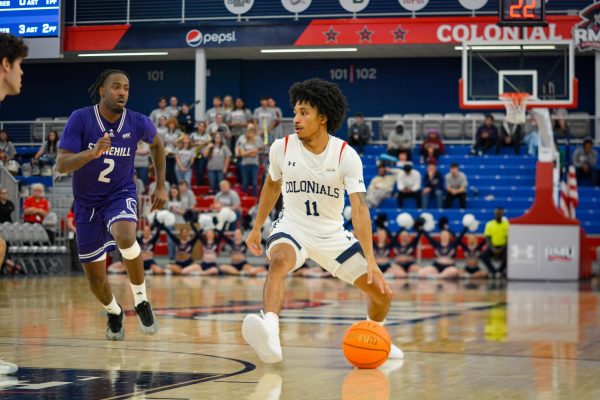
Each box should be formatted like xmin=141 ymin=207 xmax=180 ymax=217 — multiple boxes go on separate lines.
xmin=242 ymin=311 xmax=283 ymax=364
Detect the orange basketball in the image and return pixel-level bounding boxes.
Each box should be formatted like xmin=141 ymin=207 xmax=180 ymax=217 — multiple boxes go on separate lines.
xmin=342 ymin=321 xmax=391 ymax=369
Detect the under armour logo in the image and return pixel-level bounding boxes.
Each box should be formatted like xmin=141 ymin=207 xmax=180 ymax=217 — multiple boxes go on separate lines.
xmin=358 ymin=179 xmax=364 ymax=184
xmin=510 ymin=244 xmax=535 ymax=260
xmin=136 ymin=292 xmax=143 ymax=295
xmin=288 ymin=161 xmax=296 ymax=167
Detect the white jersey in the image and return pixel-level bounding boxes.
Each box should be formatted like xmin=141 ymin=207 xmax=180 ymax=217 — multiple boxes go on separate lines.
xmin=269 ymin=134 xmax=366 ymax=236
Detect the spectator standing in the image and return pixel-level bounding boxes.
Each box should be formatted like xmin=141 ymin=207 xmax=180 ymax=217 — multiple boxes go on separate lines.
xmin=422 ymin=162 xmax=444 ymax=209
xmin=420 ymin=128 xmax=445 ymax=163
xmin=347 ymin=112 xmax=371 ymax=154
xmin=175 ymin=134 xmax=195 ymax=186
xmin=227 ymin=97 xmax=253 ymax=152
xmin=268 ymin=97 xmax=284 ymax=141
xmin=471 ymin=115 xmax=498 ymax=155
xmin=156 ymin=116 xmax=168 ymax=140
xmin=387 ymin=121 xmax=412 ymax=160
xmin=190 ymin=122 xmax=211 ymax=186
xmin=166 ymin=96 xmax=180 ymax=119
xmin=165 ymin=186 xmax=185 ymax=225
xmin=164 ymin=119 xmax=183 ymax=185
xmin=480 ymin=208 xmax=509 ymax=277
xmin=33 ymin=130 xmax=59 ymax=168
xmin=23 ymin=183 xmax=50 ymax=224
xmin=444 ymin=163 xmax=468 ymax=208
xmin=396 ymin=163 xmax=422 ymax=208
xmin=204 ymin=133 xmax=232 ymax=193
xmin=223 ymin=95 xmax=234 ymax=114
xmin=178 ymin=181 xmax=197 ymax=212
xmin=573 ymin=138 xmax=598 ymax=184
xmin=177 ymin=103 xmax=194 ymax=134
xmin=497 ymin=120 xmax=522 ymax=155
xmin=365 ymin=165 xmax=395 ymax=208
xmin=149 ymin=97 xmax=169 ymax=126
xmin=134 ymin=140 xmax=151 ymax=187
xmin=214 ymin=180 xmax=241 ymax=222
xmin=253 ymin=96 xmax=277 ymax=144
xmin=236 ymin=123 xmax=263 ymax=196
xmin=0 ymin=187 xmax=14 ymax=223
xmin=0 ymin=130 xmax=16 ymax=160
xmin=206 ymin=96 xmax=224 ymax=125
xmin=207 ymin=114 xmax=232 ymax=146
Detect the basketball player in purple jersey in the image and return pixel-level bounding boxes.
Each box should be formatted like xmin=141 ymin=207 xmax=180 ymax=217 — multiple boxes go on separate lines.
xmin=0 ymin=33 xmax=27 ymax=375
xmin=56 ymin=70 xmax=167 ymax=340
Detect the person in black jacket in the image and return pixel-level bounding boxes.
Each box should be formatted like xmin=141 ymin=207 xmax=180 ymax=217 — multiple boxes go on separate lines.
xmin=0 ymin=187 xmax=15 ymax=223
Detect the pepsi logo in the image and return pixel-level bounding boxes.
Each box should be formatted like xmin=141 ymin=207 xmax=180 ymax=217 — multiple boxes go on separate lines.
xmin=186 ymin=29 xmax=203 ymax=47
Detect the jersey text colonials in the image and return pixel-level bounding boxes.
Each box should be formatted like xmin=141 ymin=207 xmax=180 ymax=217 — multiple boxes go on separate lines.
xmin=285 ymin=180 xmax=340 ymax=199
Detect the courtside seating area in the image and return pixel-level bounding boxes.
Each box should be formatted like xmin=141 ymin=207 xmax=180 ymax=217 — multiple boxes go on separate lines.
xmin=362 ymin=145 xmax=600 ymax=235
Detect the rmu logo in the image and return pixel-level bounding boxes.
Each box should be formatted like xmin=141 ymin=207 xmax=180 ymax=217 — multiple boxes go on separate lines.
xmin=186 ymin=29 xmax=237 ymax=47
xmin=545 ymin=246 xmax=575 ymax=263
xmin=573 ymin=3 xmax=600 ymax=52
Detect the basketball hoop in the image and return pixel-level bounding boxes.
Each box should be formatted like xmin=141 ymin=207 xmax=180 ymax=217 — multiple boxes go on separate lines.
xmin=500 ymin=92 xmax=530 ymax=125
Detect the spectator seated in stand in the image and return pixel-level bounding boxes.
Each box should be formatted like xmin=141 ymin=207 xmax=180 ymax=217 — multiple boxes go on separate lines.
xmin=23 ymin=183 xmax=50 ymax=226
xmin=365 ymin=165 xmax=395 ymax=208
xmin=347 ymin=112 xmax=371 ymax=155
xmin=480 ymin=208 xmax=509 ymax=278
xmin=373 ymin=228 xmax=393 ymax=275
xmin=497 ymin=120 xmax=522 ymax=155
xmin=523 ymin=114 xmax=540 ymax=157
xmin=396 ymin=163 xmax=422 ymax=208
xmin=471 ymin=115 xmax=498 ymax=156
xmin=0 ymin=129 xmax=16 ymax=161
xmin=386 ymin=121 xmax=412 ymax=160
xmin=573 ymin=138 xmax=598 ymax=185
xmin=0 ymin=187 xmax=14 ymax=223
xmin=422 ymin=161 xmax=444 ymax=209
xmin=444 ymin=163 xmax=468 ymax=209
xmin=420 ymin=128 xmax=445 ymax=163
xmin=33 ymin=130 xmax=58 ymax=170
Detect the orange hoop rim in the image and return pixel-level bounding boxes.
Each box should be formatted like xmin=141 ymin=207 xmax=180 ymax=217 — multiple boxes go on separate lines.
xmin=499 ymin=92 xmax=531 ymax=106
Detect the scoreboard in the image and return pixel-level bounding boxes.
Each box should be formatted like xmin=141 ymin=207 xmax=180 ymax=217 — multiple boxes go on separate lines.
xmin=0 ymin=0 xmax=61 ymax=38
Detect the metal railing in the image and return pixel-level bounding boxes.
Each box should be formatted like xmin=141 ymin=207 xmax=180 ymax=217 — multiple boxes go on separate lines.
xmin=65 ymin=0 xmax=591 ymax=26
xmin=0 ymin=113 xmax=598 ymax=148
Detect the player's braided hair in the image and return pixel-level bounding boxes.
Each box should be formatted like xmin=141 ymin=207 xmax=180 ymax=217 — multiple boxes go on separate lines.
xmin=88 ymin=69 xmax=129 ymax=104
xmin=0 ymin=33 xmax=28 ymax=64
xmin=289 ymin=78 xmax=348 ymax=134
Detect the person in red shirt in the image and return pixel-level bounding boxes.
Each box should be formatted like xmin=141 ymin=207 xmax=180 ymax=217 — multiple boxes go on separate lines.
xmin=23 ymin=183 xmax=50 ymax=224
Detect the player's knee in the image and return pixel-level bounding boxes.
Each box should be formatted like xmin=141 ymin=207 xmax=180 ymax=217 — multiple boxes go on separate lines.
xmin=119 ymin=241 xmax=141 ymax=260
xmin=269 ymin=252 xmax=291 ymax=274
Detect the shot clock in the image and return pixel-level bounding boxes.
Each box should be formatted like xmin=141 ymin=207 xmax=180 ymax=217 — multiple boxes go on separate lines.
xmin=498 ymin=0 xmax=547 ymax=27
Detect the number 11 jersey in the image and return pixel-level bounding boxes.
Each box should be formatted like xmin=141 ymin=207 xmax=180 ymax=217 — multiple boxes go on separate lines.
xmin=59 ymin=105 xmax=156 ymax=205
xmin=269 ymin=134 xmax=366 ymax=236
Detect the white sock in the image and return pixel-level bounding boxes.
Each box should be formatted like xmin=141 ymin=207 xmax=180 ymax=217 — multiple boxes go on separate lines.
xmin=130 ymin=281 xmax=148 ymax=306
xmin=367 ymin=316 xmax=386 ymax=326
xmin=262 ymin=311 xmax=280 ymax=330
xmin=103 ymin=296 xmax=122 ymax=315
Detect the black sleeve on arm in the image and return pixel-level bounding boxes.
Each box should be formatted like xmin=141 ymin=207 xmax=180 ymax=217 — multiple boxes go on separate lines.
xmin=422 ymin=230 xmax=440 ymax=251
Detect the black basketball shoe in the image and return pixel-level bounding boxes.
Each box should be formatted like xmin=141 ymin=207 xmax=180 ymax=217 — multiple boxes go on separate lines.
xmin=106 ymin=307 xmax=125 ymax=341
xmin=135 ymin=301 xmax=159 ymax=335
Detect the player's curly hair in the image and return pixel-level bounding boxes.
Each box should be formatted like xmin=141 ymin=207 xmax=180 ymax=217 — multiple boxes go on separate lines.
xmin=289 ymin=78 xmax=348 ymax=134
xmin=88 ymin=69 xmax=129 ymax=104
xmin=0 ymin=33 xmax=28 ymax=64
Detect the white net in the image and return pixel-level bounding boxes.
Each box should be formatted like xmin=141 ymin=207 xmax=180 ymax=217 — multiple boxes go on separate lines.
xmin=501 ymin=93 xmax=530 ymax=125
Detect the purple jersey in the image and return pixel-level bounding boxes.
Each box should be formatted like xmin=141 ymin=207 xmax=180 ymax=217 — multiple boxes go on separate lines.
xmin=59 ymin=105 xmax=155 ymax=205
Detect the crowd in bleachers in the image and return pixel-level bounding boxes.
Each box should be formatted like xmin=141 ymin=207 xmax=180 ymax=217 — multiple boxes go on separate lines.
xmin=0 ymin=99 xmax=598 ymax=278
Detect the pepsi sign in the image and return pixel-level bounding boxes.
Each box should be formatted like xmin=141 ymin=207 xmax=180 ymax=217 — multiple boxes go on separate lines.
xmin=186 ymin=29 xmax=237 ymax=47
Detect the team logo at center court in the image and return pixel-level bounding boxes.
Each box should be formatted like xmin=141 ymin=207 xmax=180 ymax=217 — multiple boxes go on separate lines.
xmin=573 ymin=3 xmax=600 ymax=52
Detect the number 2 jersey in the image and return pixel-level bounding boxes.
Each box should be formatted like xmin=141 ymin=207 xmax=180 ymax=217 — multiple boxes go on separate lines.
xmin=58 ymin=105 xmax=156 ymax=206
xmin=269 ymin=134 xmax=366 ymax=236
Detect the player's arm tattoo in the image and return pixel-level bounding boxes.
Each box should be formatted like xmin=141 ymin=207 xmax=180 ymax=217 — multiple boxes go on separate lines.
xmin=149 ymin=135 xmax=167 ymax=188
xmin=55 ymin=148 xmax=95 ymax=173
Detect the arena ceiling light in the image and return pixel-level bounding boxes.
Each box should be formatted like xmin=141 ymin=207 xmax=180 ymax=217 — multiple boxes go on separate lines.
xmin=260 ymin=48 xmax=358 ymax=54
xmin=78 ymin=52 xmax=169 ymax=57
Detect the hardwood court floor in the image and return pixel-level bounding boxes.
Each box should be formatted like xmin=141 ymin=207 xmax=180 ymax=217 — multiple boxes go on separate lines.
xmin=1 ymin=275 xmax=599 ymax=399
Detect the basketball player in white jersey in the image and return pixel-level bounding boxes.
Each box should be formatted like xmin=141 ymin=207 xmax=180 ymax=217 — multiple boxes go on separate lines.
xmin=242 ymin=78 xmax=403 ymax=363
xmin=0 ymin=32 xmax=27 ymax=375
